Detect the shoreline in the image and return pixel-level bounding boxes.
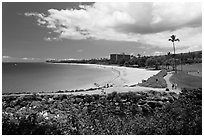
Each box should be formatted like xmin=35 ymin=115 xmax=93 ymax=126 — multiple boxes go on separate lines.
xmin=3 ymin=63 xmax=162 ymax=95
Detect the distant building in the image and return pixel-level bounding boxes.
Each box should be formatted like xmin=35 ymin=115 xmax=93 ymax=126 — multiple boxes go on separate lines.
xmin=110 ymin=53 xmax=131 ymax=63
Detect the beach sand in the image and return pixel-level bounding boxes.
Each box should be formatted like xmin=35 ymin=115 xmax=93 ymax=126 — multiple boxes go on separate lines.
xmin=79 ymin=64 xmax=160 ymax=89
xmin=3 ymin=64 xmax=180 ymax=97
xmin=68 ymin=64 xmax=181 ymax=95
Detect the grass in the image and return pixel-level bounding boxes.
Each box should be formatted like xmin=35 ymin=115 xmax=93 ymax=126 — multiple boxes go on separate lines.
xmin=177 ymin=63 xmax=202 ymax=77
xmin=138 ymin=70 xmax=167 ymax=88
xmin=170 ymin=63 xmax=202 ymax=89
xmin=177 ymin=63 xmax=202 ymax=72
xmin=170 ymin=71 xmax=202 ymax=89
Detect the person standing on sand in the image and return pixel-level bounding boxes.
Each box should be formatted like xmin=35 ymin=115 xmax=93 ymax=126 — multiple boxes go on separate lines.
xmin=174 ymin=83 xmax=177 ymax=89
xmin=172 ymin=83 xmax=174 ymax=90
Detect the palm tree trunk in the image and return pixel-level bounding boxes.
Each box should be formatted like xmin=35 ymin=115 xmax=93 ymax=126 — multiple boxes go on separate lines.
xmin=173 ymin=42 xmax=176 ymax=73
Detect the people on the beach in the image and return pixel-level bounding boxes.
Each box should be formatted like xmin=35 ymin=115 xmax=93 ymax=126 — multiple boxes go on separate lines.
xmin=172 ymin=83 xmax=174 ymax=90
xmin=172 ymin=83 xmax=177 ymax=90
xmin=174 ymin=83 xmax=177 ymax=89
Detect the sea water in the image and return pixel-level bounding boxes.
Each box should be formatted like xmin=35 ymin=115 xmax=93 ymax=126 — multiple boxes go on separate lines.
xmin=2 ymin=63 xmax=115 ymax=93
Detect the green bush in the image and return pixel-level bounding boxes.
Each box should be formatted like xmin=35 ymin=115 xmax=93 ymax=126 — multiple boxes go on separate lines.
xmin=2 ymin=89 xmax=202 ymax=135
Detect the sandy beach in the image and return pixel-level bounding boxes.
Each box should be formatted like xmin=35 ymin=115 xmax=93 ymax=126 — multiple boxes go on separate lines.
xmin=2 ymin=63 xmax=180 ymax=96
xmin=78 ymin=64 xmax=160 ymax=89
xmin=67 ymin=64 xmax=181 ymax=95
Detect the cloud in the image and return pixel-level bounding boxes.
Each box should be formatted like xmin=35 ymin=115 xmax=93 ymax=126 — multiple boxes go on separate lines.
xmin=24 ymin=2 xmax=202 ymax=52
xmin=44 ymin=37 xmax=60 ymax=41
xmin=44 ymin=37 xmax=52 ymax=41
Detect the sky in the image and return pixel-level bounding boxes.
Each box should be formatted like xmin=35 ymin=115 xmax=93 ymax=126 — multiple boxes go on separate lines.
xmin=2 ymin=2 xmax=202 ymax=62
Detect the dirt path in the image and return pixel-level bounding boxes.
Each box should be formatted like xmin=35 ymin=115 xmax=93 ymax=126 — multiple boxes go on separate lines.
xmin=164 ymin=72 xmax=181 ymax=94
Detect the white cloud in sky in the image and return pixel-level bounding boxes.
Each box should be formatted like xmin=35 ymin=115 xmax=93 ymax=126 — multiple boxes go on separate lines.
xmin=44 ymin=37 xmax=61 ymax=41
xmin=24 ymin=2 xmax=202 ymax=52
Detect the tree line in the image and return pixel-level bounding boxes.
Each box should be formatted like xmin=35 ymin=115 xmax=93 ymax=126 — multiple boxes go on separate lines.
xmin=46 ymin=50 xmax=201 ymax=70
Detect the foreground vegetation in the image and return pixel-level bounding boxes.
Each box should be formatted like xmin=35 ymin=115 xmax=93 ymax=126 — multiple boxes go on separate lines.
xmin=2 ymin=88 xmax=201 ymax=135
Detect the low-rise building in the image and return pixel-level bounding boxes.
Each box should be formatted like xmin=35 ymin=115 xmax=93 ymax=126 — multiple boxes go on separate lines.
xmin=110 ymin=53 xmax=131 ymax=63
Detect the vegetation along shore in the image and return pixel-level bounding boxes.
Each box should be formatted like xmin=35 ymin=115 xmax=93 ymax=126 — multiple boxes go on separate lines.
xmin=2 ymin=51 xmax=202 ymax=135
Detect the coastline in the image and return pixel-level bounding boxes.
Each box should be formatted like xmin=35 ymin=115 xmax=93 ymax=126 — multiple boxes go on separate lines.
xmin=3 ymin=63 xmax=161 ymax=95
xmin=89 ymin=64 xmax=160 ymax=87
xmin=49 ymin=63 xmax=161 ymax=90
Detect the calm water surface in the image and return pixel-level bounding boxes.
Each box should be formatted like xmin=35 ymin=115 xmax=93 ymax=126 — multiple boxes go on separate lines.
xmin=2 ymin=63 xmax=115 ymax=93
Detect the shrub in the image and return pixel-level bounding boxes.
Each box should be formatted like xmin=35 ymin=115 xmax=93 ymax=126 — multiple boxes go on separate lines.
xmin=2 ymin=88 xmax=202 ymax=135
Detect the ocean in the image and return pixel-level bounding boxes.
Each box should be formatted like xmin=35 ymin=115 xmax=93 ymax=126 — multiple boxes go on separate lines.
xmin=2 ymin=63 xmax=116 ymax=93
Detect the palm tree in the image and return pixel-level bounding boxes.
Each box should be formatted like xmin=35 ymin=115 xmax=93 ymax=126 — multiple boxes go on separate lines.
xmin=137 ymin=54 xmax=141 ymax=58
xmin=168 ymin=35 xmax=180 ymax=73
xmin=180 ymin=53 xmax=183 ymax=71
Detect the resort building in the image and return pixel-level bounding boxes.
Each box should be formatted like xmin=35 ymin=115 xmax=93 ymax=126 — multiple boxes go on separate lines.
xmin=110 ymin=53 xmax=131 ymax=63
